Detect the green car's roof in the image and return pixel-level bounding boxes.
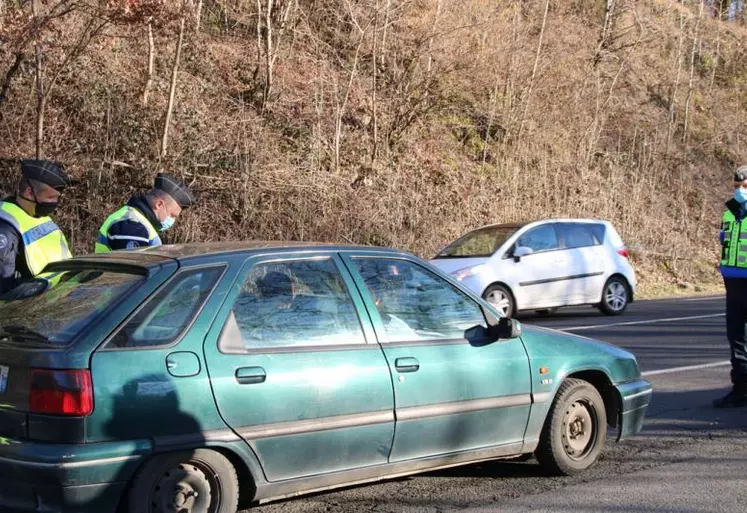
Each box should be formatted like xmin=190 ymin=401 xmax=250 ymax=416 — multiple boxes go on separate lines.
xmin=143 ymin=241 xmax=368 ymax=259
xmin=48 ymin=241 xmax=409 ymax=270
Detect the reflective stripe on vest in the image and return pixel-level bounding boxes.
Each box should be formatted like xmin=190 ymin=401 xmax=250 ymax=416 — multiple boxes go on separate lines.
xmin=0 ymin=201 xmax=72 ymax=277
xmin=95 ymin=205 xmax=161 ymax=253
xmin=721 ymin=208 xmax=747 ymax=268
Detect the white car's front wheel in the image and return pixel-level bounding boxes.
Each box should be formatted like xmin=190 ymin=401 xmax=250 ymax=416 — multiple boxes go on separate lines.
xmin=483 ymin=284 xmax=515 ymax=318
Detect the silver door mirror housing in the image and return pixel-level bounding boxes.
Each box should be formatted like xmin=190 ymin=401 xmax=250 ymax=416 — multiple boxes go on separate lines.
xmin=512 ymin=246 xmax=533 ymax=262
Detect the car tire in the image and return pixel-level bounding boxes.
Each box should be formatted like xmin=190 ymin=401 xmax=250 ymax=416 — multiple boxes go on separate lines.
xmin=598 ymin=276 xmax=630 ymax=316
xmin=483 ymin=284 xmax=515 ymax=317
xmin=535 ymin=378 xmax=607 ymax=476
xmin=126 ymin=449 xmax=239 ymax=513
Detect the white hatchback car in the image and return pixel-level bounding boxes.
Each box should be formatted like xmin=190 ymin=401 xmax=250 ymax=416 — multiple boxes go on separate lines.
xmin=429 ymin=219 xmax=637 ymax=317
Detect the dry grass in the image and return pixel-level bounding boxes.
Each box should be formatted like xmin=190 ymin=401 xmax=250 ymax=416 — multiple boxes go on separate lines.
xmin=0 ymin=0 xmax=745 ymax=294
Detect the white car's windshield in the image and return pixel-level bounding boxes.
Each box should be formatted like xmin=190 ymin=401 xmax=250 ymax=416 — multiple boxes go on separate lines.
xmin=436 ymin=226 xmax=521 ymax=258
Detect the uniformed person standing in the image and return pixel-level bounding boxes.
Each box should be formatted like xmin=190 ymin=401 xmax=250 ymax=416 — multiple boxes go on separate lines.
xmin=95 ymin=173 xmax=195 ymax=253
xmin=0 ymin=159 xmax=73 ymax=295
xmin=715 ymin=164 xmax=747 ymax=408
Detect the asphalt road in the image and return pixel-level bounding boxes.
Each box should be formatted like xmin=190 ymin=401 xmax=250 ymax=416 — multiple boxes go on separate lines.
xmin=244 ymin=295 xmax=747 ymax=513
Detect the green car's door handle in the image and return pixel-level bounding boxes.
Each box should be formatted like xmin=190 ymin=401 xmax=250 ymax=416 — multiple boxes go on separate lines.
xmin=394 ymin=357 xmax=420 ymax=373
xmin=235 ymin=367 xmax=267 ymax=385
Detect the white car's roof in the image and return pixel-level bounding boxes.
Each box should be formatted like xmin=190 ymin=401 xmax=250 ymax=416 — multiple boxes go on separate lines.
xmin=472 ymin=218 xmax=611 ymax=232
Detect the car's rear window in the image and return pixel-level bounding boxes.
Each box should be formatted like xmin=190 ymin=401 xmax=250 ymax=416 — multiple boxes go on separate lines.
xmin=0 ymin=269 xmax=145 ymax=347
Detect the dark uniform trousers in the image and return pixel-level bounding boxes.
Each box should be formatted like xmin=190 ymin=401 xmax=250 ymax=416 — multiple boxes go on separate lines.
xmin=724 ymin=277 xmax=747 ymax=390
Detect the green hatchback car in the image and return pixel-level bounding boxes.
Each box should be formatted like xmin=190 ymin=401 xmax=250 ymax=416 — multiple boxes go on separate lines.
xmin=0 ymin=242 xmax=652 ymax=513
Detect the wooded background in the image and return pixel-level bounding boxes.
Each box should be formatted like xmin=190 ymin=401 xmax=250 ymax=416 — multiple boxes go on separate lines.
xmin=1 ymin=0 xmax=745 ymax=293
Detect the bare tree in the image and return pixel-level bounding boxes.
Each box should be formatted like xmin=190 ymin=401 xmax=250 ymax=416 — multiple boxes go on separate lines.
xmin=31 ymin=0 xmax=45 ymax=158
xmin=666 ymin=11 xmax=685 ymax=155
xmin=710 ymin=12 xmax=722 ymax=89
xmin=143 ymin=18 xmax=156 ymax=105
xmin=595 ymin=0 xmax=617 ymax=65
xmin=371 ymin=0 xmax=380 ymax=162
xmin=0 ymin=52 xmax=23 ymax=108
xmin=28 ymin=1 xmax=108 ymax=158
xmin=334 ymin=28 xmax=367 ymax=173
xmin=255 ymin=0 xmax=298 ymax=107
xmin=516 ymin=0 xmax=550 ymax=144
xmin=683 ymin=0 xmax=705 ymax=145
xmin=426 ymin=0 xmax=442 ymax=77
xmin=501 ymin=0 xmax=521 ymax=148
xmin=196 ymin=0 xmax=203 ymax=30
xmin=162 ymin=12 xmax=186 ymax=157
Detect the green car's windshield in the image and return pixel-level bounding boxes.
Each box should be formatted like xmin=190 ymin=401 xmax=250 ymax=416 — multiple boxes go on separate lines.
xmin=435 ymin=226 xmax=520 ymax=258
xmin=0 ymin=269 xmax=145 ymax=347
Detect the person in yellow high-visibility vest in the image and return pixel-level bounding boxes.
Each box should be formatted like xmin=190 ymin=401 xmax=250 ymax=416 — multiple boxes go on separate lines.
xmin=0 ymin=159 xmax=73 ymax=295
xmin=715 ymin=164 xmax=747 ymax=408
xmin=95 ymin=173 xmax=195 ymax=253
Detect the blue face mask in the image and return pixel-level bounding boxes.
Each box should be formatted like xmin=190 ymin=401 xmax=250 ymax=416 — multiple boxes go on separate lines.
xmin=160 ymin=216 xmax=175 ymax=232
xmin=735 ymin=188 xmax=747 ymax=204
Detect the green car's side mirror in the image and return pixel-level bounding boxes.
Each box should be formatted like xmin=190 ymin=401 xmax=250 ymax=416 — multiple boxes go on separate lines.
xmin=489 ymin=318 xmax=522 ymax=340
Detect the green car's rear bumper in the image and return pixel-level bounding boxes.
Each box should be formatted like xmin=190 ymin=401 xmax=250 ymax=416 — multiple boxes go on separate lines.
xmin=615 ymin=379 xmax=653 ymax=441
xmin=0 ymin=438 xmax=149 ymax=513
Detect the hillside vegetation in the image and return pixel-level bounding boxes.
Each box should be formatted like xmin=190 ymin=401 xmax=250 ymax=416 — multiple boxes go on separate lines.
xmin=1 ymin=0 xmax=746 ymax=294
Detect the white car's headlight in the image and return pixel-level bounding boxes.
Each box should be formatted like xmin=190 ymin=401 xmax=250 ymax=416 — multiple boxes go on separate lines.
xmin=451 ymin=265 xmax=485 ymax=282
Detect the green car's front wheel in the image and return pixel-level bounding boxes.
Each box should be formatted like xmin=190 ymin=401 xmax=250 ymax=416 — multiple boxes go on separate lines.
xmin=127 ymin=449 xmax=239 ymax=513
xmin=536 ymin=378 xmax=607 ymax=476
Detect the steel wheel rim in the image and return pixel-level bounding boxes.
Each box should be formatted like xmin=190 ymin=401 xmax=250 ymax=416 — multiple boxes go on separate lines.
xmin=486 ymin=289 xmax=511 ymax=316
xmin=561 ymin=399 xmax=597 ymax=461
xmin=149 ymin=461 xmax=219 ymax=513
xmin=604 ymin=281 xmax=627 ymax=311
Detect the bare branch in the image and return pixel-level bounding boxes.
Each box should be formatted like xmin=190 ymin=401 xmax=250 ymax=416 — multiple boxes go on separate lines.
xmin=516 ymin=0 xmax=550 ymax=144
xmin=683 ymin=0 xmax=704 ymax=145
xmin=162 ymin=14 xmax=187 ymax=157
xmin=143 ymin=18 xmax=155 ymax=106
xmin=0 ymin=52 xmax=24 ymax=109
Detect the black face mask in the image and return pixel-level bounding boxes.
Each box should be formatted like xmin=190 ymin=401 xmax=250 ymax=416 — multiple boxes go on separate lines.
xmin=24 ymin=186 xmax=59 ymax=218
xmin=33 ymin=201 xmax=59 ymax=217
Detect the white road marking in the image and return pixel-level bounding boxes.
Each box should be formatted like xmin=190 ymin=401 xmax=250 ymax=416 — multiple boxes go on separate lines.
xmin=561 ymin=313 xmax=725 ymax=332
xmin=682 ymin=296 xmax=724 ymax=302
xmin=642 ymin=361 xmax=731 ymax=377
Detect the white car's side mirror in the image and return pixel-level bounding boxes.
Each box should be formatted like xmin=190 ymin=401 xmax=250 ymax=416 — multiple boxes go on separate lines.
xmin=512 ymin=246 xmax=533 ymax=262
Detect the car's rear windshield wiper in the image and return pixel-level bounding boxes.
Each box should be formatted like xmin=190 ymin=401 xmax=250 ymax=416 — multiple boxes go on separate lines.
xmin=0 ymin=325 xmax=51 ymax=344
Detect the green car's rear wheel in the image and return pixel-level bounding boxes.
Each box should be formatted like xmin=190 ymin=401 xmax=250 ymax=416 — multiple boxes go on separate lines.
xmin=127 ymin=449 xmax=239 ymax=513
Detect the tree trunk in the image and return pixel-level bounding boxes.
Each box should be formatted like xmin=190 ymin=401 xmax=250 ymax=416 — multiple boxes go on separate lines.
xmin=264 ymin=0 xmax=274 ymax=106
xmin=143 ymin=19 xmax=155 ymax=106
xmin=334 ymin=35 xmax=365 ymax=173
xmin=0 ymin=52 xmax=24 ymax=109
xmin=371 ymin=0 xmax=379 ymax=162
xmin=502 ymin=0 xmax=520 ymax=147
xmin=594 ymin=0 xmax=616 ymax=65
xmin=32 ymin=0 xmax=45 ymax=159
xmin=426 ymin=0 xmax=442 ymax=77
xmin=516 ymin=0 xmax=550 ymax=144
xmin=683 ymin=0 xmax=704 ymax=145
xmin=710 ymin=15 xmax=721 ymax=89
xmin=666 ymin=11 xmax=685 ymax=155
xmin=196 ymin=0 xmax=203 ymax=31
xmin=161 ymin=15 xmax=186 ymax=157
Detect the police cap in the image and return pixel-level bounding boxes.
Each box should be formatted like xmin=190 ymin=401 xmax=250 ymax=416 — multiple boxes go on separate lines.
xmin=20 ymin=159 xmax=71 ymax=191
xmin=735 ymin=165 xmax=747 ymax=184
xmin=154 ymin=173 xmax=195 ymax=208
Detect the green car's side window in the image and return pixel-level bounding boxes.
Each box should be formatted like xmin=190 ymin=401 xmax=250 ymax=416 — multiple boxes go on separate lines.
xmin=107 ymin=266 xmax=225 ymax=349
xmin=219 ymin=258 xmax=366 ymax=352
xmin=352 ymin=258 xmax=487 ymax=343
